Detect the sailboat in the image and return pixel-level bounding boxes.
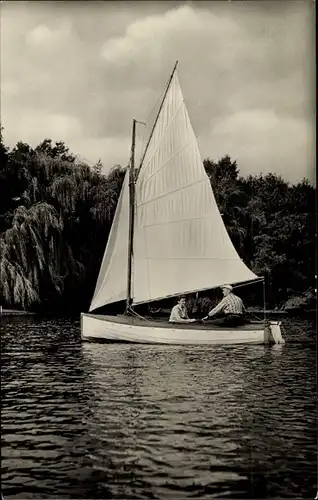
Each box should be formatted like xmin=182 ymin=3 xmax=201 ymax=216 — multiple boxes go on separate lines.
xmin=81 ymin=62 xmax=285 ymax=345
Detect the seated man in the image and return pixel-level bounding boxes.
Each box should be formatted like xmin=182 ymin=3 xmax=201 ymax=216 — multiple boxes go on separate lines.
xmin=202 ymin=285 xmax=246 ymax=326
xmin=169 ymin=296 xmax=196 ymax=324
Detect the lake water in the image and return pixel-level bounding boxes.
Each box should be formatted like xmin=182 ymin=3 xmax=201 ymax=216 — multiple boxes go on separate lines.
xmin=1 ymin=316 xmax=316 ymax=499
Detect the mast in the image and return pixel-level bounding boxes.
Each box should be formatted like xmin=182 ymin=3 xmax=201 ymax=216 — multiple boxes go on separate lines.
xmin=137 ymin=60 xmax=179 ymax=174
xmin=125 ymin=62 xmax=179 ymax=312
xmin=125 ymin=118 xmax=136 ymax=313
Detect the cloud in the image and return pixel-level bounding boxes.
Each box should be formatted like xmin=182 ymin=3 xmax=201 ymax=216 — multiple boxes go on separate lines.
xmin=72 ymin=136 xmax=131 ymax=169
xmin=26 ymin=24 xmax=59 ymax=45
xmin=25 ymin=21 xmax=73 ymax=47
xmin=3 ymin=109 xmax=82 ymax=148
xmin=100 ymin=4 xmax=244 ymax=89
xmin=207 ymin=110 xmax=314 ymax=183
xmin=0 ymin=1 xmax=314 ymax=183
xmin=101 ymin=5 xmax=227 ymax=66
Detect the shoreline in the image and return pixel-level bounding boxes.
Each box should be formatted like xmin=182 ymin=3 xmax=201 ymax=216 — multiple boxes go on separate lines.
xmin=0 ymin=308 xmax=36 ymax=316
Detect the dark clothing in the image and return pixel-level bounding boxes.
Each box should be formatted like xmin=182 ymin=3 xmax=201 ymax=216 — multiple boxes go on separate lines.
xmin=208 ymin=313 xmax=246 ymax=327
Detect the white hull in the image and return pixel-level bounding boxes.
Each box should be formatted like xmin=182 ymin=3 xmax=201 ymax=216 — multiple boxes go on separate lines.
xmin=81 ymin=313 xmax=285 ymax=345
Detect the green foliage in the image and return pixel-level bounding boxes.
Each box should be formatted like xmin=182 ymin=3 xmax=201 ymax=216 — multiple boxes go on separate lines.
xmin=35 ymin=138 xmax=76 ymax=163
xmin=0 ymin=132 xmax=126 ymax=311
xmin=0 ymin=128 xmax=315 ymax=312
xmin=284 ymin=287 xmax=316 ymax=310
xmin=1 ymin=203 xmax=63 ymax=308
xmin=204 ymin=156 xmax=315 ymax=305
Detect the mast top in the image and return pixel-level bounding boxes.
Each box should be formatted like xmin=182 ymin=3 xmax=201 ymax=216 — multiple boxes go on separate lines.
xmin=138 ymin=61 xmax=179 ymax=172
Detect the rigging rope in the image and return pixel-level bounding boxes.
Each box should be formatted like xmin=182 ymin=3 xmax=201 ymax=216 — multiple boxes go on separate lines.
xmin=263 ymin=279 xmax=267 ymax=324
xmin=139 ymin=85 xmax=166 ymax=165
xmin=127 ymin=305 xmax=147 ymax=321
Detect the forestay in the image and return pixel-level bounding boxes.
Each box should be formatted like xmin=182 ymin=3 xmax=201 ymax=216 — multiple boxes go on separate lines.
xmin=132 ymin=70 xmax=258 ymax=305
xmin=89 ymin=170 xmax=130 ymax=311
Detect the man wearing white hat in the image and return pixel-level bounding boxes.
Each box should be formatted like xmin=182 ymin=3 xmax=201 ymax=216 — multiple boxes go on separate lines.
xmin=202 ymin=284 xmax=247 ymax=326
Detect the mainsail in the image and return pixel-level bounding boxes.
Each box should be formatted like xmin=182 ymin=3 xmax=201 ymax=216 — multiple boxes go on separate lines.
xmin=89 ymin=65 xmax=258 ymax=312
xmin=89 ymin=170 xmax=130 ymax=311
xmin=132 ymin=70 xmax=258 ymax=305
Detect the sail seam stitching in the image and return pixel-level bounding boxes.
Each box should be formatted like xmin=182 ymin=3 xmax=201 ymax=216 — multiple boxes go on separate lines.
xmin=141 ymin=213 xmax=217 ymax=228
xmin=136 ymin=257 xmax=249 ymax=260
xmin=141 ymin=139 xmax=193 ymax=185
xmin=136 ymin=178 xmax=206 ymax=208
xmin=141 ymin=99 xmax=185 ymax=176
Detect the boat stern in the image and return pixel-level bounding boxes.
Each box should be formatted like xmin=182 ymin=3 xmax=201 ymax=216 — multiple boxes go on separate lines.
xmin=80 ymin=312 xmax=86 ymax=340
xmin=265 ymin=321 xmax=286 ymax=344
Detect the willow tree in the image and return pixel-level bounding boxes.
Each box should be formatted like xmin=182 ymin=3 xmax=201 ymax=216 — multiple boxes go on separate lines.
xmin=0 ymin=203 xmax=62 ymax=307
xmin=1 ymin=131 xmax=314 ymax=312
xmin=0 ymin=136 xmax=126 ymax=311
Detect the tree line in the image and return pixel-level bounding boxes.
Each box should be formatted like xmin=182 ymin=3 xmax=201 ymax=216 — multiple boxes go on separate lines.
xmin=0 ymin=130 xmax=315 ymax=313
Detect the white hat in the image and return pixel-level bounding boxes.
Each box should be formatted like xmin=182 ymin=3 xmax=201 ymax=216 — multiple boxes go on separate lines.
xmin=221 ymin=284 xmax=233 ymax=291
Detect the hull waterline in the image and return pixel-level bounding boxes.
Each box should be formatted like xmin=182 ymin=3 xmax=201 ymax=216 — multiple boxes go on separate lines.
xmin=81 ymin=313 xmax=285 ymax=345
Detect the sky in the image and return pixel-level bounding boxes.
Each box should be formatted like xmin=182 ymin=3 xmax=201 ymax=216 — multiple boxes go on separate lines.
xmin=1 ymin=0 xmax=315 ymax=183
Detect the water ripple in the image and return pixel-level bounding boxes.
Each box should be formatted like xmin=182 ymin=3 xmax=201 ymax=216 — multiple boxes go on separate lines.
xmin=1 ymin=316 xmax=316 ymax=498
